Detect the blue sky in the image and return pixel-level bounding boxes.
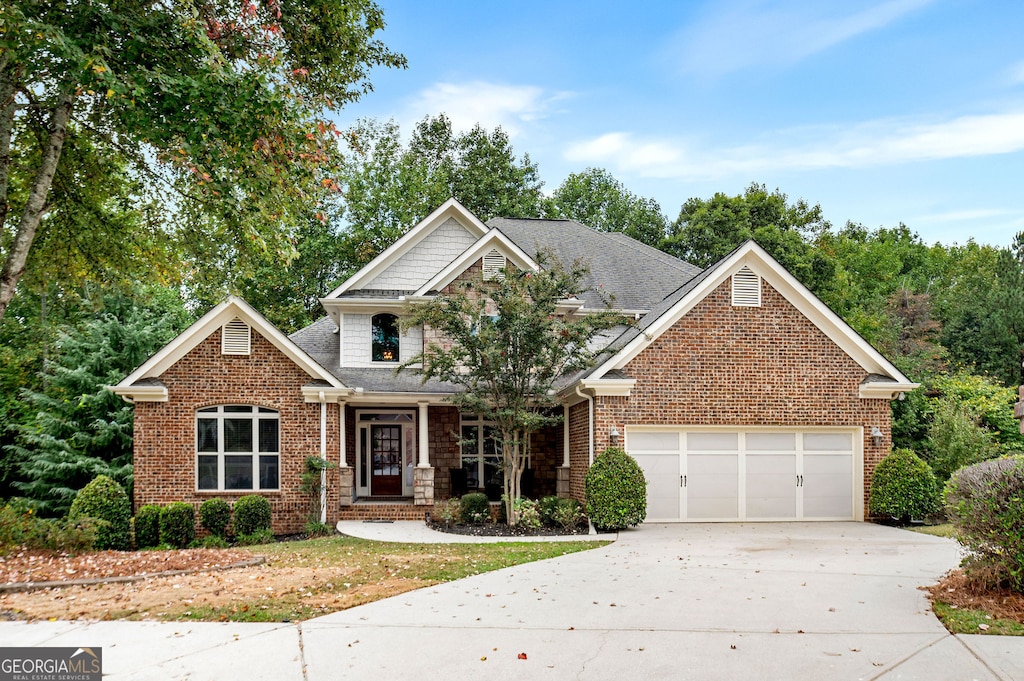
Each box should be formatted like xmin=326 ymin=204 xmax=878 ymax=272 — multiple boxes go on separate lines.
xmin=336 ymin=0 xmax=1024 ymax=247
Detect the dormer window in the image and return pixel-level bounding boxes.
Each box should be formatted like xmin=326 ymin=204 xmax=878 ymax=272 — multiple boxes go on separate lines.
xmin=372 ymin=313 xmax=400 ymax=362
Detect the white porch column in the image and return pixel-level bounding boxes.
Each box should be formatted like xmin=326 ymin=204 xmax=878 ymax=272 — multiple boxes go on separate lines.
xmin=338 ymin=400 xmax=348 ymax=467
xmin=562 ymin=403 xmax=571 ymax=467
xmin=417 ymin=401 xmax=430 ymax=467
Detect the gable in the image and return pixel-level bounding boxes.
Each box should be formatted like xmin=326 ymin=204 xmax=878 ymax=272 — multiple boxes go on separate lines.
xmin=586 ymin=241 xmax=916 ymax=394
xmin=111 ymin=297 xmax=348 ymax=402
xmin=363 ymin=216 xmax=479 ymax=291
xmin=326 ymin=198 xmax=488 ymax=298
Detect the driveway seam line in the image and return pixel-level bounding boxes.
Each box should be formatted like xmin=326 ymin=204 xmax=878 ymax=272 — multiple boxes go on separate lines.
xmin=863 ymin=633 xmax=952 ymax=681
xmin=954 ymin=634 xmax=1009 ymax=681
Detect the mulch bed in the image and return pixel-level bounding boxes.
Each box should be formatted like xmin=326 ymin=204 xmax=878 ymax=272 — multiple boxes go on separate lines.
xmin=427 ymin=520 xmax=597 ymax=537
xmin=925 ymin=569 xmax=1024 ymax=623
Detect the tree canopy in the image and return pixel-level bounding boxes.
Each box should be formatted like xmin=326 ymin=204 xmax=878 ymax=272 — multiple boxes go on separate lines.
xmin=551 ymin=167 xmax=668 ymax=247
xmin=0 ymin=0 xmax=406 ymax=319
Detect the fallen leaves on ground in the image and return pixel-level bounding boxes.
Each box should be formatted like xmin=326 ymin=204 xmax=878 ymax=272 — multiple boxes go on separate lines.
xmin=0 ymin=548 xmax=251 ymax=584
xmin=925 ymin=569 xmax=1024 ymax=624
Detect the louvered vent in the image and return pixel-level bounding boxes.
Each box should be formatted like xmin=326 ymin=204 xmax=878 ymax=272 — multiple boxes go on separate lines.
xmin=482 ymin=249 xmax=506 ymax=281
xmin=221 ymin=317 xmax=251 ymax=355
xmin=731 ymin=266 xmax=761 ymax=307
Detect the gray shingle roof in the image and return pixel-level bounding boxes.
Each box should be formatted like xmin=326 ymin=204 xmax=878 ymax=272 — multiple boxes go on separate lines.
xmin=488 ymin=217 xmax=701 ymax=310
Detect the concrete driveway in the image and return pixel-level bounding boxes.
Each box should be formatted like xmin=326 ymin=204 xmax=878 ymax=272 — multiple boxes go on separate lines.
xmin=3 ymin=522 xmax=1022 ymax=680
xmin=302 ymin=522 xmax=1013 ymax=680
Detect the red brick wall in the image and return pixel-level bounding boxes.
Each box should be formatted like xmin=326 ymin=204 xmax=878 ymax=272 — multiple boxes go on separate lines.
xmin=592 ymin=279 xmax=892 ymax=518
xmin=133 ymin=329 xmax=339 ymax=534
xmin=568 ymin=401 xmax=590 ymax=503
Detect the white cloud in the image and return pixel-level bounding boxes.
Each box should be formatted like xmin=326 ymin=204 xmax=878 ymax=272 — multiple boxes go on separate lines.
xmin=564 ymin=110 xmax=1024 ymax=180
xmin=668 ymin=0 xmax=935 ymax=78
xmin=402 ymin=81 xmax=572 ymax=138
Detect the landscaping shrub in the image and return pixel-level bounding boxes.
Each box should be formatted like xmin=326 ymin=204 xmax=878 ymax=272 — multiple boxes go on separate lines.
xmin=68 ymin=475 xmax=132 ymax=550
xmin=304 ymin=520 xmax=334 ymax=538
xmin=551 ymin=498 xmax=584 ymax=531
xmin=538 ymin=496 xmax=561 ymax=526
xmin=585 ymin=447 xmax=647 ymax=531
xmin=234 ymin=495 xmax=272 ymax=536
xmin=1 ymin=502 xmax=97 ymax=554
xmin=436 ymin=498 xmax=461 ymax=525
xmin=197 ymin=534 xmax=229 ymax=548
xmin=460 ymin=492 xmax=490 ymax=524
xmin=199 ymin=498 xmax=232 ymax=538
xmin=513 ymin=497 xmax=542 ymax=529
xmin=134 ymin=504 xmax=162 ymax=548
xmin=234 ymin=528 xmax=275 ymax=546
xmin=945 ymin=456 xmax=1024 ymax=591
xmin=869 ymin=448 xmax=940 ymax=523
xmin=160 ymin=502 xmax=196 ymax=549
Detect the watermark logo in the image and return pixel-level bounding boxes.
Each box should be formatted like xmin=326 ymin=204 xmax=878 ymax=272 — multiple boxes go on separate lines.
xmin=0 ymin=647 xmax=101 ymax=681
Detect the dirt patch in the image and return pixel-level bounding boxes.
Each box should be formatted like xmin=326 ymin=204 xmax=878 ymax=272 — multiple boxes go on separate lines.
xmin=0 ymin=548 xmax=250 ymax=584
xmin=925 ymin=569 xmax=1024 ymax=623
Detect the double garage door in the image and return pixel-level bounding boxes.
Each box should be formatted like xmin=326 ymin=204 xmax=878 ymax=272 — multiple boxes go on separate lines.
xmin=628 ymin=428 xmax=859 ymax=522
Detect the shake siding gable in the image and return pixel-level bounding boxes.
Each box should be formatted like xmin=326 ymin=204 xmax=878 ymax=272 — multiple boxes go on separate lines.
xmin=133 ymin=329 xmax=339 ymax=534
xmin=593 ymin=279 xmax=890 ymax=517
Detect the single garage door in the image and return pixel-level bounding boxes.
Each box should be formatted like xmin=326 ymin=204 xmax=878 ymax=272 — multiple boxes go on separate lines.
xmin=627 ymin=428 xmax=858 ymax=522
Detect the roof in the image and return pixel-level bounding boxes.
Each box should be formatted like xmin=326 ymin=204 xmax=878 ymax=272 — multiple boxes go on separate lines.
xmin=489 ymin=217 xmax=701 ymax=310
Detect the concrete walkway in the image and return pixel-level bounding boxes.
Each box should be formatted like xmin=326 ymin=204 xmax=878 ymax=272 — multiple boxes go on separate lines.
xmin=2 ymin=522 xmax=1022 ymax=680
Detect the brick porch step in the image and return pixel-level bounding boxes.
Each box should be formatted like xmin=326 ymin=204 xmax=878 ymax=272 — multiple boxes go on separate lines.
xmin=338 ymin=501 xmax=426 ymax=521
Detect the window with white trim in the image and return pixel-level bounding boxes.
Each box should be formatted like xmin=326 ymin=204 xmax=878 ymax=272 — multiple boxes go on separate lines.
xmin=371 ymin=313 xmax=400 ymax=362
xmin=731 ymin=266 xmax=761 ymax=306
xmin=196 ymin=405 xmax=279 ymax=491
xmin=460 ymin=414 xmax=501 ymax=492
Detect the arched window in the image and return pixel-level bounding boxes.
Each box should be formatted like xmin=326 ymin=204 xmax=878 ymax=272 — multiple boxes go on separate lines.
xmin=372 ymin=313 xmax=400 ymax=362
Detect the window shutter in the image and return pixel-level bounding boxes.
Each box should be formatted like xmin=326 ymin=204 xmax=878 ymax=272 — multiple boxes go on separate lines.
xmin=731 ymin=266 xmax=761 ymax=307
xmin=222 ymin=317 xmax=252 ymax=355
xmin=482 ymin=249 xmax=506 ymax=281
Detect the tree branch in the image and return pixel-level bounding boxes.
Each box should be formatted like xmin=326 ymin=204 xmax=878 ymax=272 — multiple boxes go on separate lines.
xmin=0 ymin=85 xmax=76 ymax=319
xmin=0 ymin=54 xmax=19 ymax=238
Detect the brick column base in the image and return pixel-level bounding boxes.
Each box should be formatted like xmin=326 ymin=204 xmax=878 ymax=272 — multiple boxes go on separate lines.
xmin=339 ymin=467 xmax=354 ymax=507
xmin=556 ymin=465 xmax=571 ymax=498
xmin=414 ymin=466 xmax=435 ymax=506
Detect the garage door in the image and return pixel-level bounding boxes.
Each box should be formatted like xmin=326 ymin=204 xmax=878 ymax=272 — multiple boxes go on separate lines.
xmin=628 ymin=429 xmax=858 ymax=522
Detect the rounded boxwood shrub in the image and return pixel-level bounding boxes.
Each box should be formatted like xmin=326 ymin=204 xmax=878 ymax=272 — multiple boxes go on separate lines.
xmin=160 ymin=502 xmax=196 ymax=549
xmin=945 ymin=456 xmax=1024 ymax=590
xmin=460 ymin=492 xmax=490 ymax=524
xmin=234 ymin=495 xmax=272 ymax=536
xmin=869 ymin=448 xmax=940 ymax=523
xmin=199 ymin=498 xmax=232 ymax=538
xmin=586 ymin=447 xmax=647 ymax=531
xmin=134 ymin=504 xmax=162 ymax=549
xmin=68 ymin=475 xmax=132 ymax=550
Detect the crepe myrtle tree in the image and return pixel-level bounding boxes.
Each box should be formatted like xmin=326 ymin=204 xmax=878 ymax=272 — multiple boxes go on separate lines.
xmin=401 ymin=254 xmax=629 ymax=525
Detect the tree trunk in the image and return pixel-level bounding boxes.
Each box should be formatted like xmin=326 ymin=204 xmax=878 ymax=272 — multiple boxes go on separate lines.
xmin=0 ymin=86 xmax=75 ymax=320
xmin=0 ymin=54 xmax=17 ymax=235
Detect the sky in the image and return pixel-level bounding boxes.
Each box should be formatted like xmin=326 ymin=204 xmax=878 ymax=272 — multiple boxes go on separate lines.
xmin=334 ymin=0 xmax=1024 ymax=248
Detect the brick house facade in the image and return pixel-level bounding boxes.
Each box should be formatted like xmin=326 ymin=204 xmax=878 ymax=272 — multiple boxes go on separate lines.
xmin=114 ymin=199 xmax=915 ymax=531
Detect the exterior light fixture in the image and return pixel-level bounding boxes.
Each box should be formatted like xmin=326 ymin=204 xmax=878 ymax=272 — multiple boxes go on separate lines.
xmin=870 ymin=426 xmax=884 ymax=447
xmin=609 ymin=426 xmax=620 ymax=446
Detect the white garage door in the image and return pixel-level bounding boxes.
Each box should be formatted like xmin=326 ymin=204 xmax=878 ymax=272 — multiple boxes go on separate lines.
xmin=628 ymin=429 xmax=858 ymax=522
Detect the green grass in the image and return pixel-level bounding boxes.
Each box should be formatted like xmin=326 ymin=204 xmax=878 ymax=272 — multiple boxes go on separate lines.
xmin=907 ymin=523 xmax=956 ymax=538
xmin=171 ymin=536 xmax=608 ymax=623
xmin=932 ymin=601 xmax=1024 ymax=636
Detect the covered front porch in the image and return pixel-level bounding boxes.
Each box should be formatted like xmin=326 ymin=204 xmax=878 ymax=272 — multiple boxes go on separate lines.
xmin=335 ymin=401 xmax=567 ymax=519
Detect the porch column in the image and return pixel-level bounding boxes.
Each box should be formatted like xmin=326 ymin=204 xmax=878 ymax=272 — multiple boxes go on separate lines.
xmin=417 ymin=401 xmax=430 ymax=467
xmin=558 ymin=403 xmax=571 ymax=498
xmin=414 ymin=401 xmax=433 ymax=508
xmin=338 ymin=400 xmax=353 ymax=507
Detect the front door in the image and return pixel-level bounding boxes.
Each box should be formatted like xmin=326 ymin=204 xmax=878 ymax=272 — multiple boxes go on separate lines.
xmin=371 ymin=424 xmax=402 ymax=496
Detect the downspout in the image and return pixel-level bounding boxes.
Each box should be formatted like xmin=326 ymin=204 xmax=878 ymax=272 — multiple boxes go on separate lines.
xmin=319 ymin=391 xmax=327 ymax=524
xmin=575 ymin=385 xmax=595 ymax=466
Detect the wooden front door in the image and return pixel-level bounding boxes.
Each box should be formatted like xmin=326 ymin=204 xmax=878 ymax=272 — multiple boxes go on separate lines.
xmin=371 ymin=424 xmax=402 ymax=496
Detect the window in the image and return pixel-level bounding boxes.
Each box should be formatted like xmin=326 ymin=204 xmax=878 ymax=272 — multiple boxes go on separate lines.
xmin=371 ymin=313 xmax=400 ymax=362
xmin=196 ymin=405 xmax=279 ymax=491
xmin=460 ymin=414 xmax=502 ymax=494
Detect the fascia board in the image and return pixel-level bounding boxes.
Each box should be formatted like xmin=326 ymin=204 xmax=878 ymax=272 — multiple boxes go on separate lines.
xmin=859 ymin=382 xmax=920 ymax=399
xmin=590 ymin=241 xmax=914 ymax=384
xmin=325 ymin=199 xmax=489 ymax=298
xmin=412 ymin=229 xmax=540 ymax=297
xmin=107 ymin=384 xmax=168 ymax=402
xmin=319 ymin=298 xmax=408 ymax=313
xmin=115 ymin=296 xmax=345 ymax=389
xmin=578 ymin=378 xmax=637 ymax=396
xmin=301 ymin=386 xmax=356 ymax=402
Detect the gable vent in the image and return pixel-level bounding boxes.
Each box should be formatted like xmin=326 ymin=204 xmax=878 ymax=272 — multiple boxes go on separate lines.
xmin=482 ymin=248 xmax=506 ymax=281
xmin=731 ymin=266 xmax=761 ymax=307
xmin=221 ymin=317 xmax=251 ymax=355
